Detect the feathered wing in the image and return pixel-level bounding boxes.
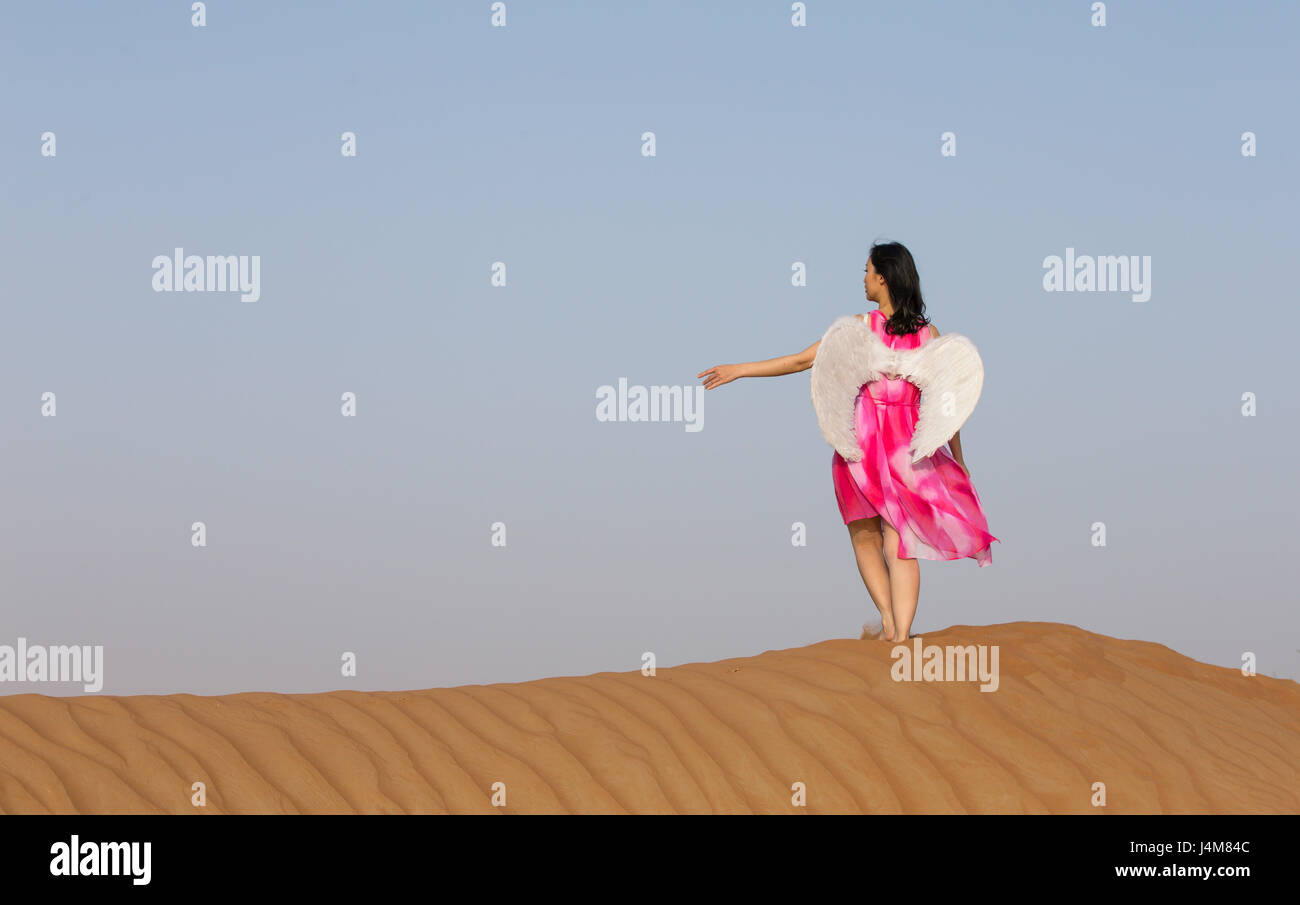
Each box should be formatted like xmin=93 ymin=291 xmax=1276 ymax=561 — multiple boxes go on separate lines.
xmin=809 ymin=316 xmax=885 ymax=462
xmin=902 ymin=333 xmax=984 ymax=463
xmin=810 ymin=316 xmax=985 ymax=465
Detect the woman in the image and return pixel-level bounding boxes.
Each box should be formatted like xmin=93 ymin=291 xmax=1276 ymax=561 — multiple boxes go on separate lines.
xmin=698 ymin=241 xmax=998 ymax=642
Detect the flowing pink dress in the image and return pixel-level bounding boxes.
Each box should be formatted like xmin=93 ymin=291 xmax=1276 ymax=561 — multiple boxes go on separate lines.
xmin=831 ymin=310 xmax=998 ymax=566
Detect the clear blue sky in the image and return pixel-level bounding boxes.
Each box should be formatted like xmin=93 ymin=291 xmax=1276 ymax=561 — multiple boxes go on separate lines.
xmin=2 ymin=1 xmax=1298 ymax=694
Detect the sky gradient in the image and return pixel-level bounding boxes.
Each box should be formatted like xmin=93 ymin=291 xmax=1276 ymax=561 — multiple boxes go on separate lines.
xmin=2 ymin=0 xmax=1298 ymax=695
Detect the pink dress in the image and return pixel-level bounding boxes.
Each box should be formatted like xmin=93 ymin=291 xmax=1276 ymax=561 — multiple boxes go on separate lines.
xmin=831 ymin=310 xmax=998 ymax=566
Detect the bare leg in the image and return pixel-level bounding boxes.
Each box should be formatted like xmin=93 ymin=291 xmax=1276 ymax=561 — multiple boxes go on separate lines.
xmin=847 ymin=517 xmax=894 ymax=640
xmin=881 ymin=519 xmax=919 ymax=641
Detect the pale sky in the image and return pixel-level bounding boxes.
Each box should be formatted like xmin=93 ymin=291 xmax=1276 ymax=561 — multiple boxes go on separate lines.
xmin=2 ymin=1 xmax=1297 ymax=695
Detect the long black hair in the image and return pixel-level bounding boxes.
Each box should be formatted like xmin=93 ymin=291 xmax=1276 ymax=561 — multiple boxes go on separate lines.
xmin=869 ymin=241 xmax=930 ymax=336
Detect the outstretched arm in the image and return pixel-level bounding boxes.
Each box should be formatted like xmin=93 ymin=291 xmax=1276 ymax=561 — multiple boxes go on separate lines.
xmin=698 ymin=340 xmax=820 ymax=389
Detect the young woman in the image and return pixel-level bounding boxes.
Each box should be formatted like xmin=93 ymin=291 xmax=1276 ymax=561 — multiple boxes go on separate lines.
xmin=698 ymin=241 xmax=998 ymax=643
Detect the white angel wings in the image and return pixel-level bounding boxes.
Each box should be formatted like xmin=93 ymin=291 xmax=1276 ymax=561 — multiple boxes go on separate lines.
xmin=809 ymin=315 xmax=984 ymax=464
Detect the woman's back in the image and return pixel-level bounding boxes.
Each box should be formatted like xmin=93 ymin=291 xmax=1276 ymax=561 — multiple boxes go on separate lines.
xmin=862 ymin=309 xmax=928 ymax=407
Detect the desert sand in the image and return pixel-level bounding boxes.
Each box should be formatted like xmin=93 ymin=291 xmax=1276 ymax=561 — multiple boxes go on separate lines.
xmin=0 ymin=622 xmax=1296 ymax=814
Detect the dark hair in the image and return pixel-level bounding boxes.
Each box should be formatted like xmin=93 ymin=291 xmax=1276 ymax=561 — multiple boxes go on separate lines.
xmin=868 ymin=241 xmax=930 ymax=336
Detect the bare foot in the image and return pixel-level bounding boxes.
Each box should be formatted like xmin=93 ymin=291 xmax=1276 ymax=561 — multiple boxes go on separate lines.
xmin=860 ymin=615 xmax=897 ymax=641
xmin=879 ymin=612 xmax=896 ymax=641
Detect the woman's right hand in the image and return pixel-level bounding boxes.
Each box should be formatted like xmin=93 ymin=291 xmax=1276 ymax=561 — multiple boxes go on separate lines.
xmin=698 ymin=364 xmax=742 ymax=389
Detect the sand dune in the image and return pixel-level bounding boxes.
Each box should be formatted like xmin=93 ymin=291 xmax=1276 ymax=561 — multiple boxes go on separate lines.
xmin=0 ymin=622 xmax=1296 ymax=814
